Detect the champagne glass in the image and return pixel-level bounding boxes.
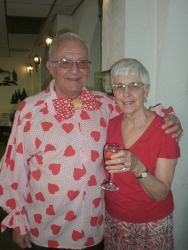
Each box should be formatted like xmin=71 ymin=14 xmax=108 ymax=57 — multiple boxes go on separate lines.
xmin=102 ymin=143 xmax=122 ymax=191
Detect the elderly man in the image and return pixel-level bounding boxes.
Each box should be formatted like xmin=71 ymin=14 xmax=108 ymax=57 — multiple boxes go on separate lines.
xmin=0 ymin=32 xmax=182 ymax=250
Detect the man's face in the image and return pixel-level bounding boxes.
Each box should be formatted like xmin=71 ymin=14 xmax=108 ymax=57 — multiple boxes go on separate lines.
xmin=46 ymin=40 xmax=92 ymax=99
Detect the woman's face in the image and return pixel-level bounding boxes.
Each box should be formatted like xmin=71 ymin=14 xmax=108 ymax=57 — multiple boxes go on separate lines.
xmin=113 ymin=74 xmax=150 ymax=114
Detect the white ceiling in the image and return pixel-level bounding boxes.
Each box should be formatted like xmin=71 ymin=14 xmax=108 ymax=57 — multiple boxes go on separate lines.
xmin=0 ymin=0 xmax=84 ymax=58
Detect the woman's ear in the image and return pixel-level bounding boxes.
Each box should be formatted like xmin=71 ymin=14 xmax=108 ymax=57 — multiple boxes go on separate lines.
xmin=144 ymin=84 xmax=150 ymax=98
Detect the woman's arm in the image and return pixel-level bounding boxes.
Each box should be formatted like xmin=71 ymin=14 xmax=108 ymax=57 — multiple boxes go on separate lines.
xmin=134 ymin=158 xmax=178 ymax=201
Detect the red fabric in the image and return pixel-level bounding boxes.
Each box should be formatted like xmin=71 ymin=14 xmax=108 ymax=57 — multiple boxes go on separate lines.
xmin=53 ymin=90 xmax=102 ymax=120
xmin=105 ymin=113 xmax=180 ymax=223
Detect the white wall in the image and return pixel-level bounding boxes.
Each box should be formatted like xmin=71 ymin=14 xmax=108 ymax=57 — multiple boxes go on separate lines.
xmin=102 ymin=0 xmax=188 ymax=249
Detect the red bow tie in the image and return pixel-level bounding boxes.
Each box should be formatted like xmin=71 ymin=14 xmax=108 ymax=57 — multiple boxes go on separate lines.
xmin=53 ymin=90 xmax=101 ymax=120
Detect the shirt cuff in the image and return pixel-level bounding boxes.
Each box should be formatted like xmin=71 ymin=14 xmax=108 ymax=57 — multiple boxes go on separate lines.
xmin=1 ymin=211 xmax=30 ymax=235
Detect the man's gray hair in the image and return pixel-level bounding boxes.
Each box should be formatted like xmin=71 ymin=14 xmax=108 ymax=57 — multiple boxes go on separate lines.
xmin=48 ymin=32 xmax=90 ymax=61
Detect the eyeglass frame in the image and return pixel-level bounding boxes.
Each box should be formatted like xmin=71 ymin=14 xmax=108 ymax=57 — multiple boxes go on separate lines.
xmin=50 ymin=58 xmax=91 ymax=69
xmin=112 ymin=82 xmax=145 ymax=92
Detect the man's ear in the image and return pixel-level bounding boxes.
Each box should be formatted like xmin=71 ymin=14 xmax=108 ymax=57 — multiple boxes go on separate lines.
xmin=46 ymin=61 xmax=53 ymax=75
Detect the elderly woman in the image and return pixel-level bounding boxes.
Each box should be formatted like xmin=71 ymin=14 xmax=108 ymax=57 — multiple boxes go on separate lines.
xmin=103 ymin=58 xmax=180 ymax=250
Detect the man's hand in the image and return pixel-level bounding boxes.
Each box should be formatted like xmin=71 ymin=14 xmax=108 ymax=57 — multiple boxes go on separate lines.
xmin=12 ymin=230 xmax=31 ymax=249
xmin=162 ymin=114 xmax=183 ymax=141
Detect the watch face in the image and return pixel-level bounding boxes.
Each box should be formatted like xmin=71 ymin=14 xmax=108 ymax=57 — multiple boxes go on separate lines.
xmin=142 ymin=172 xmax=147 ymax=178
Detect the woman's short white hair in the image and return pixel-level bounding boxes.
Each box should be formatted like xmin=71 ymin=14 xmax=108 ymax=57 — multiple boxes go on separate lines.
xmin=111 ymin=58 xmax=150 ymax=86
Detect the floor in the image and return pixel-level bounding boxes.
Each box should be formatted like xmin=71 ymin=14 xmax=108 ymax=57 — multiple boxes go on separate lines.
xmin=0 ymin=142 xmax=21 ymax=249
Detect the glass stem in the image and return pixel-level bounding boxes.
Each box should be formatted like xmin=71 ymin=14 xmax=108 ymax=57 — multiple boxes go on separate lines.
xmin=109 ymin=173 xmax=114 ymax=184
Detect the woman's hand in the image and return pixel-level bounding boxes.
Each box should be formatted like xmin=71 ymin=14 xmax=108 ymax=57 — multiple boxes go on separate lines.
xmin=162 ymin=114 xmax=183 ymax=141
xmin=105 ymin=150 xmax=137 ymax=173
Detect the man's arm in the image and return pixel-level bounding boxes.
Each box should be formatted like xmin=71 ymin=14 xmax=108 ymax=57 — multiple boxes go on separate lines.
xmin=162 ymin=114 xmax=183 ymax=141
xmin=12 ymin=230 xmax=31 ymax=249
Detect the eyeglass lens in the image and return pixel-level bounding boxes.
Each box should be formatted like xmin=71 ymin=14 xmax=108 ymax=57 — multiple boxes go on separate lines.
xmin=113 ymin=82 xmax=144 ymax=91
xmin=59 ymin=59 xmax=90 ymax=69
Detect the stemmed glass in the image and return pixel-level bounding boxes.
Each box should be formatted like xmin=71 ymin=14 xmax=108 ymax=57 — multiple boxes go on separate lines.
xmin=101 ymin=143 xmax=122 ymax=191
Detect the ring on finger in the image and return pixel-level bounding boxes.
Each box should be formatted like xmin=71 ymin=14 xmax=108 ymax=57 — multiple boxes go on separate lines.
xmin=122 ymin=166 xmax=126 ymax=171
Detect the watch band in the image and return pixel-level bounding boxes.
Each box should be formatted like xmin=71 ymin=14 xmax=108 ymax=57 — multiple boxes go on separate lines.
xmin=135 ymin=167 xmax=148 ymax=179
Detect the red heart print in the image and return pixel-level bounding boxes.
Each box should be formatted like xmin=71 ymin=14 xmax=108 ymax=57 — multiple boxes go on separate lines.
xmin=98 ymin=214 xmax=104 ymax=225
xmin=88 ymin=175 xmax=97 ymax=186
xmin=27 ymin=193 xmax=33 ymax=203
xmin=17 ymin=100 xmax=26 ymax=111
xmin=41 ymin=122 xmax=53 ymax=131
xmin=92 ymin=197 xmax=101 ymax=208
xmin=0 ymin=185 xmax=3 ymax=195
xmin=24 ymin=121 xmax=31 ymax=132
xmin=85 ymin=237 xmax=94 ymax=247
xmin=64 ymin=210 xmax=77 ymax=221
xmin=9 ymin=216 xmax=13 ymax=226
xmin=32 ymin=169 xmax=41 ymax=181
xmin=108 ymin=104 xmax=114 ymax=113
xmin=91 ymin=150 xmax=99 ymax=162
xmin=80 ymin=110 xmax=90 ymax=120
xmin=40 ymin=107 xmax=48 ymax=114
xmin=35 ymin=155 xmax=43 ymax=164
xmin=35 ymin=138 xmax=42 ymax=149
xmin=34 ymin=214 xmax=42 ymax=224
xmin=24 ymin=112 xmax=32 ymax=119
xmin=51 ymin=224 xmax=61 ymax=235
xmin=6 ymin=198 xmax=16 ymax=210
xmin=48 ymin=240 xmax=59 ymax=248
xmin=44 ymin=144 xmax=56 ymax=152
xmin=35 ymin=192 xmax=45 ymax=202
xmin=49 ymin=164 xmax=61 ymax=175
xmin=31 ymin=228 xmax=39 ymax=238
xmin=48 ymin=183 xmax=59 ymax=194
xmin=115 ymin=105 xmax=121 ymax=113
xmin=54 ymin=115 xmax=62 ymax=123
xmin=90 ymin=216 xmax=98 ymax=227
xmin=46 ymin=205 xmax=55 ymax=215
xmin=16 ymin=142 xmax=23 ymax=154
xmin=67 ymin=190 xmax=80 ymax=200
xmin=62 ymin=123 xmax=74 ymax=133
xmin=100 ymin=117 xmax=107 ymax=127
xmin=34 ymin=100 xmax=44 ymax=106
xmin=64 ymin=145 xmax=75 ymax=156
xmin=90 ymin=131 xmax=100 ymax=142
xmin=72 ymin=230 xmax=84 ymax=241
xmin=11 ymin=183 xmax=18 ymax=190
xmin=5 ymin=158 xmax=15 ymax=171
xmin=73 ymin=165 xmax=86 ymax=180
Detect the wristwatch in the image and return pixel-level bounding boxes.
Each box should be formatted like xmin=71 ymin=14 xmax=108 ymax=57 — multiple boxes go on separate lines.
xmin=135 ymin=167 xmax=148 ymax=179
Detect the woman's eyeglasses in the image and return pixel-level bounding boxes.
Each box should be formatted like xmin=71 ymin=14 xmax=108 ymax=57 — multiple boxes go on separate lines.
xmin=113 ymin=82 xmax=145 ymax=92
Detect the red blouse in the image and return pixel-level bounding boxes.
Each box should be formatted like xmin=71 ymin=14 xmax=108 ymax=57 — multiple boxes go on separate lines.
xmin=105 ymin=113 xmax=180 ymax=223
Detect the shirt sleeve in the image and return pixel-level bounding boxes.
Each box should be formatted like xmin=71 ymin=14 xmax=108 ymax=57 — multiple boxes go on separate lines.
xmin=0 ymin=109 xmax=30 ymax=235
xmin=149 ymin=103 xmax=176 ymax=117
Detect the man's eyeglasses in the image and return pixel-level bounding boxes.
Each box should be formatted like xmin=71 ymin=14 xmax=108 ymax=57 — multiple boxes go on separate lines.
xmin=113 ymin=82 xmax=145 ymax=92
xmin=50 ymin=58 xmax=91 ymax=69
